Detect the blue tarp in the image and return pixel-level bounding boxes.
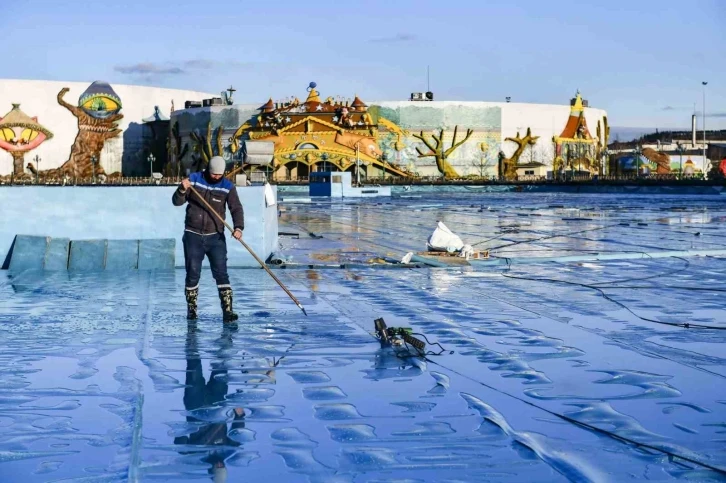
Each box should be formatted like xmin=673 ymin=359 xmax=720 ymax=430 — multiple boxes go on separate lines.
xmin=5 ymin=235 xmax=174 ymax=272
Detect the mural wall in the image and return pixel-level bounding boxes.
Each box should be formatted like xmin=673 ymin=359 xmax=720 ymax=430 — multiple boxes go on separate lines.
xmin=610 ymin=152 xmax=708 ymax=176
xmin=1 ymin=79 xmax=610 ymax=180
xmin=372 ymin=102 xmax=501 ymax=178
xmin=0 ymin=79 xmax=214 ymax=177
xmin=171 ymin=84 xmax=608 ymax=180
xmin=0 ymin=104 xmax=53 ymax=176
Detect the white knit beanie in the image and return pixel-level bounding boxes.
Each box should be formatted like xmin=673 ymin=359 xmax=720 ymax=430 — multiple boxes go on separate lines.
xmin=209 ymin=156 xmax=226 ymax=175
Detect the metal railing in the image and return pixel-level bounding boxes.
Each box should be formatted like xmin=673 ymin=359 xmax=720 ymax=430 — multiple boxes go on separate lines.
xmin=0 ymin=176 xmax=186 ymax=186
xmin=0 ymin=173 xmax=718 ymax=186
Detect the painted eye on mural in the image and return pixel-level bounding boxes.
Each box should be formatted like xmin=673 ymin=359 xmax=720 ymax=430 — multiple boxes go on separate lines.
xmin=0 ymin=127 xmax=14 ymax=142
xmin=21 ymin=128 xmax=39 ymax=143
xmin=81 ymin=95 xmax=121 ymax=117
xmin=78 ymin=81 xmax=122 ymax=119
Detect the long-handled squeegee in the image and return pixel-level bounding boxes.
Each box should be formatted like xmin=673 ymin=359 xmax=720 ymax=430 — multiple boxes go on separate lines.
xmin=189 ymin=185 xmax=308 ymax=316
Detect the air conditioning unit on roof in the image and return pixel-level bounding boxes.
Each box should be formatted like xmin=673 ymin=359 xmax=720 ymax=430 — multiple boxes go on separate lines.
xmin=243 ymin=141 xmax=275 ymax=165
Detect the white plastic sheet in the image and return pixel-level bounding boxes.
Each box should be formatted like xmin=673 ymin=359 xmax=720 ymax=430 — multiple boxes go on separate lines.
xmin=427 ymin=221 xmax=464 ymax=253
xmin=264 ymin=183 xmax=276 ymax=207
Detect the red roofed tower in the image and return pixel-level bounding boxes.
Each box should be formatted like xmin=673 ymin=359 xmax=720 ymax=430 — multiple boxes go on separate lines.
xmin=553 ymin=91 xmax=597 ymax=173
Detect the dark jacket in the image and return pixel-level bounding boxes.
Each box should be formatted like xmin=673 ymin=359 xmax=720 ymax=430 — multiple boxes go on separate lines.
xmin=172 ymin=171 xmax=244 ymax=235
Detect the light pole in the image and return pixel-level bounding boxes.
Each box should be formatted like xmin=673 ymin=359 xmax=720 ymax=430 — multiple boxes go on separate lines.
xmin=676 ymin=142 xmax=683 ymax=179
xmin=148 ymin=153 xmax=156 ymax=179
xmin=702 ymin=81 xmax=708 ymax=174
xmin=355 ymin=142 xmax=361 ymax=186
xmin=91 ymin=155 xmax=97 ymax=184
xmin=635 ymin=145 xmax=641 ymax=178
xmin=381 ymin=152 xmax=388 ymax=182
xmin=33 ymin=154 xmax=40 ymax=184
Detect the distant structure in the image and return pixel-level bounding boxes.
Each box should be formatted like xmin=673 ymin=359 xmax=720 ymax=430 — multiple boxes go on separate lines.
xmin=171 ymin=84 xmax=608 ymax=181
xmin=142 ymin=106 xmax=171 ymax=175
xmin=222 ymin=85 xmax=236 ymax=105
xmin=553 ymin=91 xmax=598 ymax=174
xmin=226 ymin=83 xmax=411 ymax=180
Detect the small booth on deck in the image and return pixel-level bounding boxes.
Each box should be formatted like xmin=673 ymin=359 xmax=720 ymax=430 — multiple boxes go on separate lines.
xmin=309 ymin=171 xmax=391 ymax=198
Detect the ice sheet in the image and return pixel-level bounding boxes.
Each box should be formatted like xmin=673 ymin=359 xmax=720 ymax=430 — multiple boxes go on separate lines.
xmin=1 ymin=192 xmax=726 ymax=482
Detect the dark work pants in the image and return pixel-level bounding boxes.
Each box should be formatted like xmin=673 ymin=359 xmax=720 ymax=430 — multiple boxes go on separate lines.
xmin=183 ymin=231 xmax=230 ymax=290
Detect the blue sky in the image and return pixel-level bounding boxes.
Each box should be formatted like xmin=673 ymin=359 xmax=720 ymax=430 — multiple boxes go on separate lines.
xmin=2 ymin=0 xmax=724 ymax=129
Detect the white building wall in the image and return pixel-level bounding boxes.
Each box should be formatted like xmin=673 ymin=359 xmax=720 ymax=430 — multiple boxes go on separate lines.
xmin=0 ymin=79 xmax=215 ymax=175
xmin=499 ymin=102 xmax=608 ymax=163
xmin=371 ymin=101 xmax=607 ymax=175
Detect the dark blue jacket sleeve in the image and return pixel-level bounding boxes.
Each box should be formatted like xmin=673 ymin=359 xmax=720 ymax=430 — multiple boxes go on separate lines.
xmin=227 ymin=185 xmax=245 ymax=231
xmin=172 ymin=183 xmax=189 ymax=206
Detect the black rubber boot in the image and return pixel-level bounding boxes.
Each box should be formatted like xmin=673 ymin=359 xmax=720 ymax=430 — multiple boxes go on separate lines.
xmin=218 ymin=287 xmax=239 ymax=323
xmin=185 ymin=287 xmax=198 ymax=320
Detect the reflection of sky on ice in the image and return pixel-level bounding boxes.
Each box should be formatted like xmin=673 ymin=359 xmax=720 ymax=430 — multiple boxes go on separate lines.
xmin=1 ymin=193 xmax=726 ymax=481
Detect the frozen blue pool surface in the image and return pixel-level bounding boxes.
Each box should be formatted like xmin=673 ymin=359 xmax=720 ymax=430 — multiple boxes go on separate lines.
xmin=1 ymin=193 xmax=726 ymax=482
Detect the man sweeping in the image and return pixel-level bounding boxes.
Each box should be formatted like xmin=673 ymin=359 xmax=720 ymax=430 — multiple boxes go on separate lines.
xmin=172 ymin=156 xmax=244 ymax=323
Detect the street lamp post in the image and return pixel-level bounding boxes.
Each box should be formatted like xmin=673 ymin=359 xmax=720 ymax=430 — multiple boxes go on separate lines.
xmin=148 ymin=153 xmax=156 ymax=179
xmin=635 ymin=145 xmax=641 ymax=178
xmin=355 ymin=142 xmax=360 ymax=186
xmin=702 ymin=81 xmax=708 ymax=174
xmin=381 ymin=152 xmax=388 ymax=182
xmin=676 ymin=142 xmax=683 ymax=180
xmin=33 ymin=154 xmax=40 ymax=184
xmin=564 ymin=145 xmax=569 ymax=178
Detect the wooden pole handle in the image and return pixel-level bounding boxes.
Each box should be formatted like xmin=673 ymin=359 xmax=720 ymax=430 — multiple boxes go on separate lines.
xmin=187 ymin=184 xmax=307 ymax=315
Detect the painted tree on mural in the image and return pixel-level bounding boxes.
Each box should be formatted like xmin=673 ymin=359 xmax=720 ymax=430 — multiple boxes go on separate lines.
xmin=56 ymin=84 xmax=123 ymax=178
xmin=471 ymin=142 xmax=494 ymax=177
xmin=412 ymin=126 xmax=473 ymax=178
xmin=522 ymin=143 xmax=550 ymax=166
xmin=189 ymin=122 xmax=224 ymax=172
xmin=594 ymin=116 xmax=610 ymax=175
xmin=500 ymin=128 xmax=539 ymax=180
xmin=470 ymin=156 xmax=493 ymax=177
